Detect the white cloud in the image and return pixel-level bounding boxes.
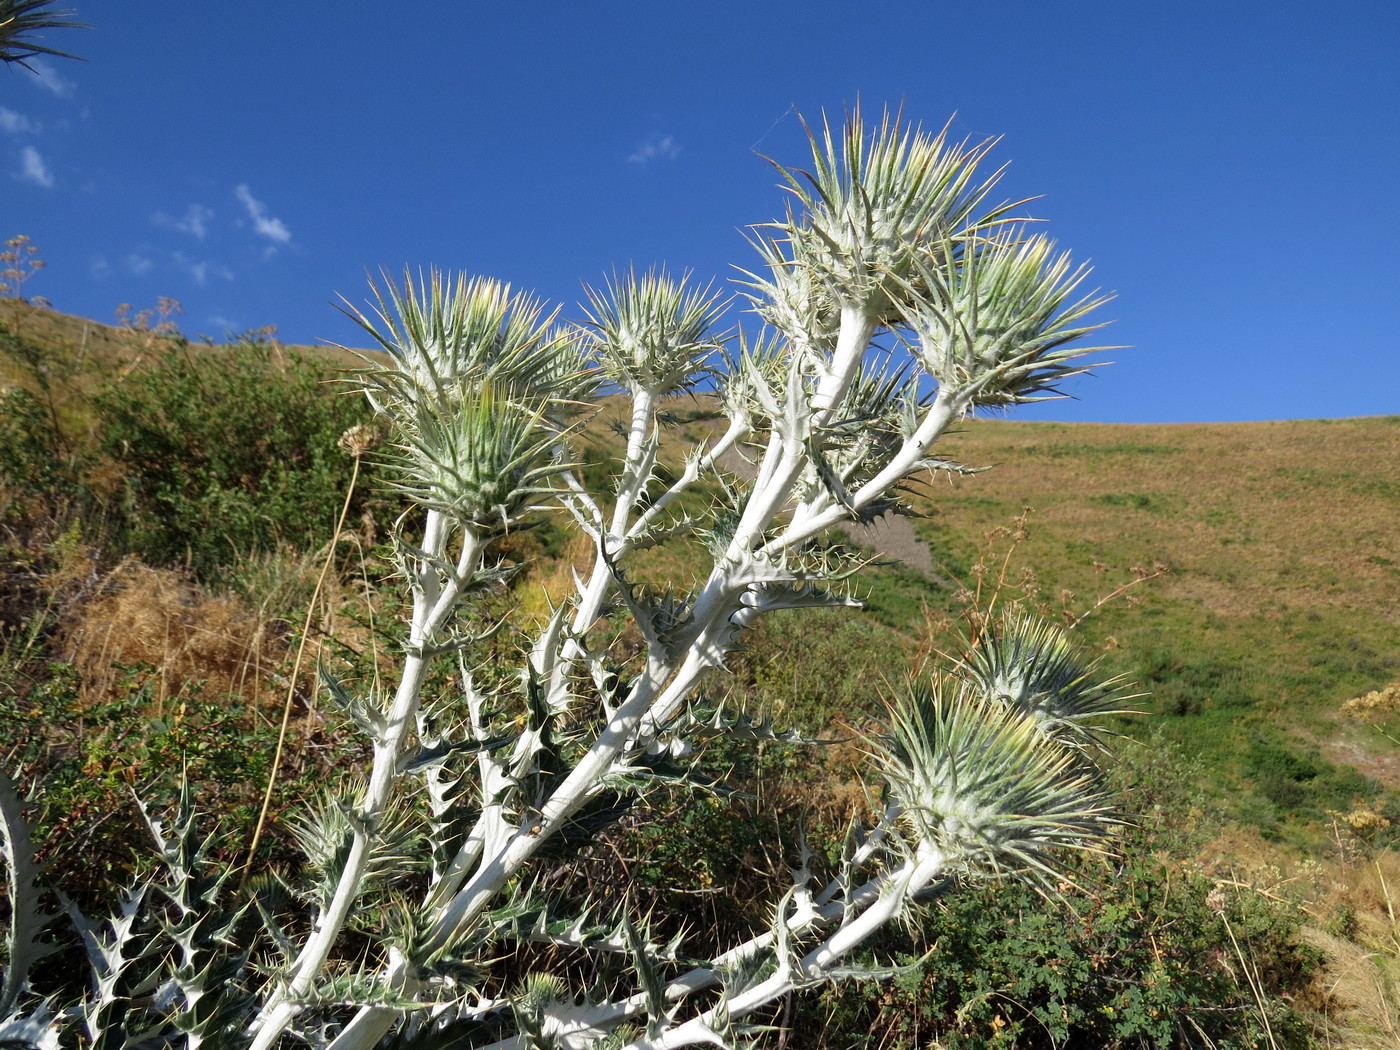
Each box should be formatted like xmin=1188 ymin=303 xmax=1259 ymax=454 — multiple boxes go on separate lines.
xmin=124 ymin=252 xmax=153 ymax=277
xmin=26 ymin=57 xmax=77 ymax=98
xmin=16 ymin=145 xmax=54 ymax=188
xmin=234 ymin=183 xmax=292 ymax=244
xmin=155 ymin=203 xmax=215 ymax=240
xmin=0 ymin=107 xmax=38 ymax=136
xmin=173 ymin=252 xmax=233 ymax=286
xmin=628 ymin=134 xmax=680 ymax=165
xmin=90 ymin=254 xmax=111 ymax=280
xmin=191 ymin=261 xmax=230 ymax=285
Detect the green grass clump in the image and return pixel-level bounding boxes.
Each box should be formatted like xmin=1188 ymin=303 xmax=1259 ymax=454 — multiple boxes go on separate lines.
xmin=2 ymin=313 xmax=380 ymax=581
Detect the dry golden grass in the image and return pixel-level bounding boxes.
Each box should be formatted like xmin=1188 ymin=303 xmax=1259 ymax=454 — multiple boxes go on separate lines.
xmin=1187 ymin=829 xmax=1400 ymax=1050
xmin=57 ymin=558 xmax=289 ymax=716
xmin=1302 ymin=925 xmax=1399 ymax=1050
xmin=930 ymin=417 xmax=1400 ymax=622
xmin=2 ymin=298 xmax=137 ymax=383
xmin=1301 ymin=849 xmax=1400 ymax=1048
xmin=505 ymin=530 xmax=597 ymax=632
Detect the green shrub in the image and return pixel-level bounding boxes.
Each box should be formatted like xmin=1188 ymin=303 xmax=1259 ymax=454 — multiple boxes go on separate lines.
xmin=1247 ymin=735 xmax=1383 ymax=822
xmin=727 ymin=608 xmax=912 ymax=730
xmin=92 ymin=338 xmax=375 ymax=578
xmin=794 ymin=734 xmax=1319 ymax=1048
xmin=0 ymin=384 xmax=76 ymax=526
xmin=801 ymin=823 xmax=1318 ymax=1049
xmin=1140 ymin=646 xmax=1260 ymax=717
xmin=0 ymin=645 xmax=337 ymax=898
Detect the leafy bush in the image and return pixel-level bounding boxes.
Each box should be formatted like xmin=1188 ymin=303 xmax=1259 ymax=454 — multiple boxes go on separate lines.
xmin=730 ymin=607 xmax=913 ymax=729
xmin=800 ymin=734 xmax=1320 ymax=1049
xmin=802 ymin=826 xmax=1318 ymax=1049
xmin=0 ymin=383 xmax=75 ymax=528
xmin=92 ymin=337 xmax=376 ymax=578
xmin=0 ymin=637 xmax=336 ymax=898
xmin=1247 ymin=735 xmax=1382 ymax=822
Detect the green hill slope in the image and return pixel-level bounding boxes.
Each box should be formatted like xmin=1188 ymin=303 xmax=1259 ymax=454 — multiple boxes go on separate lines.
xmin=921 ymin=417 xmax=1400 ymax=831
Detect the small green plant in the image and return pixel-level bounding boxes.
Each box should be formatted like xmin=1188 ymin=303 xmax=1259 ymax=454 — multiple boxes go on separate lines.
xmin=0 ymin=384 xmax=74 ymax=524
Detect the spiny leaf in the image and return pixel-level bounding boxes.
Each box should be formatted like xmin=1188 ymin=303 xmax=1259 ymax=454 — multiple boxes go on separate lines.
xmin=0 ymin=0 xmax=86 ymax=71
xmin=0 ymin=1000 xmax=61 ymax=1050
xmin=904 ymin=230 xmax=1117 ymax=408
xmin=962 ymin=614 xmax=1139 ymax=750
xmin=398 ymin=734 xmax=515 ymax=775
xmin=0 ymin=770 xmax=59 ymax=1019
xmin=383 ymin=381 xmax=573 ymax=531
xmin=344 ymin=267 xmax=593 ymax=412
xmin=581 ymin=266 xmax=727 ymax=396
xmin=756 ymin=105 xmax=1019 ymax=322
xmin=873 ymin=678 xmax=1118 ymax=887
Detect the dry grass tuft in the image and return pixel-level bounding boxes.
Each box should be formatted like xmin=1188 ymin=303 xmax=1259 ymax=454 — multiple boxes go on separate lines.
xmin=1302 ymin=924 xmax=1400 ymax=1049
xmin=57 ymin=558 xmax=288 ymax=713
xmin=1338 ymin=850 xmax=1400 ymax=934
xmin=1185 ymin=833 xmax=1400 ymax=1046
xmin=1229 ymin=847 xmax=1400 ymax=1048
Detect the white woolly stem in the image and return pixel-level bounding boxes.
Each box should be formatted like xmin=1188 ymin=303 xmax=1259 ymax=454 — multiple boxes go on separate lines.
xmin=623 ymin=849 xmax=946 ymax=1050
xmin=249 ymin=514 xmax=480 ymax=1050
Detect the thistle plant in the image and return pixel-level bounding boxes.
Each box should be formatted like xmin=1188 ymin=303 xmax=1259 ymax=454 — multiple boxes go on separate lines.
xmin=2 ymin=107 xmax=1131 ymax=1049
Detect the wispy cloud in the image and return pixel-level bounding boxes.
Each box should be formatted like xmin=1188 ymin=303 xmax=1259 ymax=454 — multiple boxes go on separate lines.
xmin=124 ymin=252 xmax=154 ymax=277
xmin=155 ymin=203 xmax=215 ymax=240
xmin=234 ymin=184 xmax=292 ymax=244
xmin=27 ymin=57 xmax=77 ymax=99
xmin=628 ymin=134 xmax=681 ymax=165
xmin=173 ymin=252 xmax=233 ymax=287
xmin=0 ymin=107 xmax=38 ymax=136
xmin=16 ymin=145 xmax=54 ymax=188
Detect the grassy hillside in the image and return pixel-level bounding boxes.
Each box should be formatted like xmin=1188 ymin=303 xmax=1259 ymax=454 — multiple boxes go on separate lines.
xmin=928 ymin=418 xmax=1400 ymax=819
xmin=5 ymin=299 xmax=1400 ymax=1045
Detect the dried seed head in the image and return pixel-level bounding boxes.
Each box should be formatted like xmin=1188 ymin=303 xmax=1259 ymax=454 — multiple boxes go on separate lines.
xmin=339 ymin=422 xmax=384 ymax=457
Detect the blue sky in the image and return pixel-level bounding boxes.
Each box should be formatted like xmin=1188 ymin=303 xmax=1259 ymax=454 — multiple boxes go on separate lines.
xmin=4 ymin=0 xmax=1397 ymax=423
